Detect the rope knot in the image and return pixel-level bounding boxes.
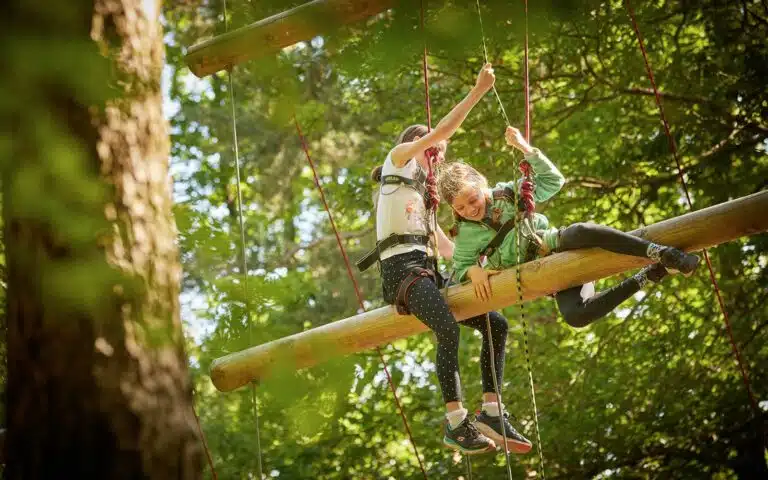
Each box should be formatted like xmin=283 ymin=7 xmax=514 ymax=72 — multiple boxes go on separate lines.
xmin=518 ymin=161 xmax=536 ymax=215
xmin=424 ymin=147 xmax=441 ymax=210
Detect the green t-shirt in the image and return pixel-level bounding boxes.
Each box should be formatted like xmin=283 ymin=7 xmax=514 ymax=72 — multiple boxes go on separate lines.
xmin=451 ymin=148 xmax=566 ymax=282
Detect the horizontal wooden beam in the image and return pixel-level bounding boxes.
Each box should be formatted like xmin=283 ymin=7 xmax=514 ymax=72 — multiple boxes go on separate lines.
xmin=211 ymin=191 xmax=768 ymax=392
xmin=184 ymin=0 xmax=396 ymax=78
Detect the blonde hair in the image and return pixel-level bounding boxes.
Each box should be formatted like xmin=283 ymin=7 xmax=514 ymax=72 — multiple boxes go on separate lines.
xmin=437 ymin=162 xmax=489 ymax=206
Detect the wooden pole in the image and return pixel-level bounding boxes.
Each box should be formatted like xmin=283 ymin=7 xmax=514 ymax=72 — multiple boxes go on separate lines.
xmin=211 ymin=190 xmax=768 ymax=392
xmin=184 ymin=0 xmax=396 ymax=78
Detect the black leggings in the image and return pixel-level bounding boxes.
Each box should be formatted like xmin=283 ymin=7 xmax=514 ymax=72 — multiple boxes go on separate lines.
xmin=553 ymin=222 xmax=652 ymax=328
xmin=381 ymin=250 xmax=507 ymax=404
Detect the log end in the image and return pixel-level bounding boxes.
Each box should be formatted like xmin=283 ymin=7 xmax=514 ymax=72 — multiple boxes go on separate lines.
xmin=210 ymin=357 xmax=240 ymax=393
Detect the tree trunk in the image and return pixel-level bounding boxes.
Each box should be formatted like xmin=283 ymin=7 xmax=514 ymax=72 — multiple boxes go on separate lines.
xmin=2 ymin=0 xmax=203 ymax=478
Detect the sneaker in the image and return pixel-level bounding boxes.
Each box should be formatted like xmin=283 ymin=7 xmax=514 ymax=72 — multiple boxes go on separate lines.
xmin=474 ymin=410 xmax=533 ymax=454
xmin=634 ymin=263 xmax=668 ymax=288
xmin=443 ymin=417 xmax=496 ymax=455
xmin=660 ymin=247 xmax=700 ymax=276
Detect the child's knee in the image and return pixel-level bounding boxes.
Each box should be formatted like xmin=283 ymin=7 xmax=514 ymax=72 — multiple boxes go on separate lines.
xmin=562 ymin=309 xmax=595 ymax=329
xmin=564 ymin=222 xmax=591 ymax=238
xmin=487 ymin=311 xmax=509 ymax=336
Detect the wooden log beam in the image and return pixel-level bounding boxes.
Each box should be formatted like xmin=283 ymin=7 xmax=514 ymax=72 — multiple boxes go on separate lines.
xmin=211 ymin=190 xmax=768 ymax=392
xmin=184 ymin=0 xmax=396 ymax=78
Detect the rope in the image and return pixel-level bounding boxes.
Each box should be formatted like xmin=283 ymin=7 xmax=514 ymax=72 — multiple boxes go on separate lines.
xmin=419 ymin=0 xmax=441 ymax=264
xmin=223 ymin=1 xmax=264 ymax=478
xmin=519 ymin=3 xmax=546 ymax=476
xmin=192 ymin=406 xmax=218 ymax=480
xmin=474 ymin=0 xmax=535 ymax=217
xmin=475 ymin=1 xmax=547 ymax=477
xmin=474 ymin=0 xmax=511 ymax=126
xmin=624 ymin=0 xmax=762 ymax=425
xmin=293 ymin=118 xmax=429 ymax=479
xmin=484 ymin=312 xmax=515 ymax=479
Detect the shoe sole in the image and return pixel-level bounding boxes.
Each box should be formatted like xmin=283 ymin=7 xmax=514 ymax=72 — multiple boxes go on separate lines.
xmin=474 ymin=422 xmax=533 ymax=454
xmin=442 ymin=437 xmax=496 ymax=455
xmin=664 ymin=254 xmax=701 ymax=277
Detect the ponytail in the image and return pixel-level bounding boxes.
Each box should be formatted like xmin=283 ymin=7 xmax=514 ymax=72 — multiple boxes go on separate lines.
xmin=370 ymin=165 xmax=383 ymax=183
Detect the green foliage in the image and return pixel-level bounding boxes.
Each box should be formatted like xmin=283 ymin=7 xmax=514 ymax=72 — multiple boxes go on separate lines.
xmin=164 ymin=1 xmax=767 ymax=478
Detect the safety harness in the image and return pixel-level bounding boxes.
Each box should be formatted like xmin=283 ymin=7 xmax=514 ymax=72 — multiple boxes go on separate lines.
xmin=380 ymin=169 xmax=428 ymax=198
xmin=356 ymin=152 xmax=443 ymax=315
xmin=456 ymin=187 xmax=542 ymax=267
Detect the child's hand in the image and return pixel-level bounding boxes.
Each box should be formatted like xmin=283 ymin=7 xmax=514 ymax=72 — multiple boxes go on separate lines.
xmin=468 ymin=265 xmax=500 ymax=302
xmin=505 ymin=126 xmax=533 ymax=154
xmin=474 ymin=63 xmax=496 ymax=93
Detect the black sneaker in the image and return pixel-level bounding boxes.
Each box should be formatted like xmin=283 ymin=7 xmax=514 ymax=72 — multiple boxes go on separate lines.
xmin=634 ymin=263 xmax=668 ymax=288
xmin=660 ymin=247 xmax=700 ymax=276
xmin=474 ymin=410 xmax=533 ymax=454
xmin=443 ymin=417 xmax=496 ymax=455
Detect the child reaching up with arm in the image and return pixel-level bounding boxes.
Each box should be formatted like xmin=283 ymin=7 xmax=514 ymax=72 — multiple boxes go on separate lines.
xmin=359 ymin=65 xmax=533 ymax=456
xmin=438 ymin=126 xmax=700 ymax=328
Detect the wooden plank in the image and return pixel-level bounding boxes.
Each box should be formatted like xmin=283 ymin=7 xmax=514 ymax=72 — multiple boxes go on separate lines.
xmin=184 ymin=0 xmax=396 ymax=78
xmin=211 ymin=190 xmax=768 ymax=392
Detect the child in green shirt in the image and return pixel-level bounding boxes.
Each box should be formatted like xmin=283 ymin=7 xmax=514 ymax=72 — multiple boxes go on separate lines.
xmin=437 ymin=126 xmax=700 ymax=328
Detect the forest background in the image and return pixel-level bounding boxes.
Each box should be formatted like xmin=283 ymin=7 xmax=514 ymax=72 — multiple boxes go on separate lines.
xmin=2 ymin=0 xmax=767 ymax=479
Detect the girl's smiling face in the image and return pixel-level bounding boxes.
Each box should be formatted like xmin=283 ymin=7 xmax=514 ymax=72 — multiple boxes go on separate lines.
xmin=451 ymin=185 xmax=487 ymax=221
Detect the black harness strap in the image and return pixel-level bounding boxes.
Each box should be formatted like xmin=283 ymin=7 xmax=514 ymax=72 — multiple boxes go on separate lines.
xmin=356 ymin=233 xmax=431 ymax=272
xmin=481 ymin=218 xmax=517 ymax=257
xmin=365 ymin=165 xmax=443 ymax=315
xmin=393 ymin=266 xmax=436 ymax=315
xmin=380 ymin=174 xmax=427 ymax=197
xmin=457 ymin=187 xmax=543 ymax=265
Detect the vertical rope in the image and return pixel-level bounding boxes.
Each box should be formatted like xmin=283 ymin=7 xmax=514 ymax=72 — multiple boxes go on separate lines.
xmin=223 ymin=2 xmax=264 ymax=478
xmin=624 ymin=0 xmax=762 ymax=426
xmin=475 ymin=1 xmax=547 ymax=477
xmin=294 ymin=119 xmax=429 ymax=479
xmin=474 ymin=0 xmax=511 ymax=125
xmin=420 ymin=1 xmax=432 ymax=133
xmin=519 ymin=3 xmax=546 ymax=477
xmin=484 ymin=310 xmax=515 ymax=480
xmin=419 ymin=0 xmax=441 ymax=267
xmin=192 ymin=407 xmax=219 ymax=480
xmin=523 ymin=0 xmax=531 ymax=141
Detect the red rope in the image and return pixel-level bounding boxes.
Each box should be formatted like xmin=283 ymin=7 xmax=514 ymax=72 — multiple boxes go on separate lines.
xmin=420 ymin=0 xmax=433 ymax=132
xmin=419 ymin=0 xmax=440 ymax=210
xmin=193 ymin=406 xmax=218 ymax=480
xmin=293 ymin=117 xmax=429 ymax=479
xmin=519 ymin=0 xmax=535 ymax=218
xmin=523 ymin=0 xmax=531 ymax=143
xmin=625 ymin=0 xmax=761 ymax=421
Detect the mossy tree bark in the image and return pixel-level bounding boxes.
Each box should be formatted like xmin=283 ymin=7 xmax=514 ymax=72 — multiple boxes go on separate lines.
xmin=2 ymin=0 xmax=203 ymax=477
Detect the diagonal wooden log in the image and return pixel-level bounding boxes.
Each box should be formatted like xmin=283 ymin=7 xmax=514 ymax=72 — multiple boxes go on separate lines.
xmin=185 ymin=0 xmax=396 ymax=78
xmin=211 ymin=190 xmax=768 ymax=392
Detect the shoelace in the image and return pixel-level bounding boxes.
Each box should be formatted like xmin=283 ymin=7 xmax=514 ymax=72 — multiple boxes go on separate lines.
xmin=462 ymin=419 xmax=485 ymax=439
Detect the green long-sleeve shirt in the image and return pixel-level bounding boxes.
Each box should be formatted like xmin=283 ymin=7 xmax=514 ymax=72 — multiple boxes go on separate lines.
xmin=451 ymin=148 xmax=566 ymax=282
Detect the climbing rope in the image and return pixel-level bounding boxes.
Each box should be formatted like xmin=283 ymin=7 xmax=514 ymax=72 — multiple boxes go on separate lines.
xmin=475 ymin=1 xmax=547 ymax=478
xmin=474 ymin=0 xmax=535 ymax=218
xmin=419 ymin=0 xmax=442 ymax=264
xmin=192 ymin=407 xmax=218 ymax=480
xmin=293 ymin=118 xmax=429 ymax=479
xmin=517 ymin=4 xmax=546 ymax=475
xmin=222 ymin=1 xmax=264 ymax=479
xmin=484 ymin=309 xmax=515 ymax=480
xmin=624 ymin=0 xmax=762 ymax=427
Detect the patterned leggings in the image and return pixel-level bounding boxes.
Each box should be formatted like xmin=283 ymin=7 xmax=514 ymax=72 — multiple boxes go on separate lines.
xmin=381 ymin=250 xmax=507 ymax=404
